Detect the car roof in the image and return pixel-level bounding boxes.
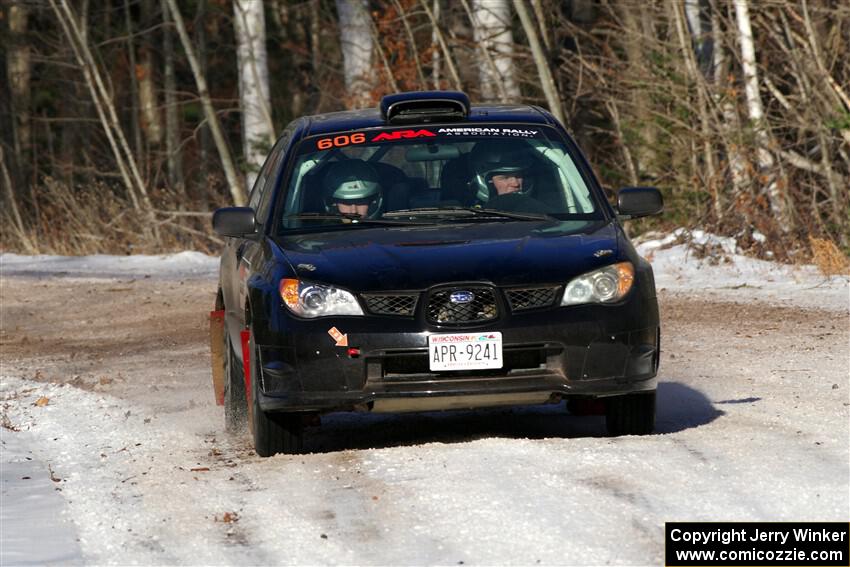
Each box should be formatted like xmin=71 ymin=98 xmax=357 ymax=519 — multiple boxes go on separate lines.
xmin=302 ymin=104 xmax=557 ymax=138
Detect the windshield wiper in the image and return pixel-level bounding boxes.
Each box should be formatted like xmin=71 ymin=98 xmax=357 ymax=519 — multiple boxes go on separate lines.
xmin=382 ymin=206 xmax=552 ymax=221
xmin=462 ymin=207 xmax=553 ymax=221
xmin=284 ymin=212 xmax=430 ymax=225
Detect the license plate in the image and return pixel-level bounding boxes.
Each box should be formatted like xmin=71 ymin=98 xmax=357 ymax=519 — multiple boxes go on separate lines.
xmin=428 ymin=332 xmax=503 ymax=371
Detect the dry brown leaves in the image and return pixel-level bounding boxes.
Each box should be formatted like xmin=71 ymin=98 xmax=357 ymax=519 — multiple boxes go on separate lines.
xmin=809 ymin=236 xmax=850 ymax=276
xmin=217 ymin=512 xmax=239 ymax=523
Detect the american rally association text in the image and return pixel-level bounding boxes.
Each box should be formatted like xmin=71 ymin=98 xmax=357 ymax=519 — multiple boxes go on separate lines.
xmin=669 ymin=527 xmax=849 ymax=547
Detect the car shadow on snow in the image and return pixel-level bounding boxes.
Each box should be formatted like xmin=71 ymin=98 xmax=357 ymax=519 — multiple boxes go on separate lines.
xmin=299 ymin=381 xmax=724 ymax=453
xmin=655 ymin=381 xmax=725 ymax=434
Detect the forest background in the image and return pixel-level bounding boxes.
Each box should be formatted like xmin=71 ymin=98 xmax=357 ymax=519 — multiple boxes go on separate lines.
xmin=1 ymin=0 xmax=848 ymax=265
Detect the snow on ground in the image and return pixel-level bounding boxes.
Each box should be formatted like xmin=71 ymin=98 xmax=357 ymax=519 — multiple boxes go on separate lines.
xmin=635 ymin=229 xmax=849 ymax=312
xmin=0 ymin=252 xmax=217 ymax=280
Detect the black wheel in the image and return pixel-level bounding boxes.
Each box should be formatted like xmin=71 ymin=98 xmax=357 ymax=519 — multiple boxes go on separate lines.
xmin=249 ymin=330 xmax=304 ymax=456
xmin=224 ymin=328 xmax=248 ymax=434
xmin=605 ymin=391 xmax=656 ymax=436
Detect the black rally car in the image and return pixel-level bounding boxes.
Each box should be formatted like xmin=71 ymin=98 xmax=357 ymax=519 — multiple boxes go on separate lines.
xmin=209 ymin=91 xmax=663 ymax=456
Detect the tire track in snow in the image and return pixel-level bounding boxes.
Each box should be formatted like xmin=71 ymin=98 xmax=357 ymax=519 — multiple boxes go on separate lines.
xmin=226 ymin=448 xmax=416 ymax=565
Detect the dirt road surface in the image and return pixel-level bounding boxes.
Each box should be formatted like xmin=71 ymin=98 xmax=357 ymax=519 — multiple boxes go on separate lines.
xmin=2 ymin=273 xmax=848 ymax=565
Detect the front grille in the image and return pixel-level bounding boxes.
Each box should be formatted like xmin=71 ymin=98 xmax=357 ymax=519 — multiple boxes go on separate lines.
xmin=426 ymin=286 xmax=498 ymax=325
xmin=505 ymin=286 xmax=560 ymax=312
xmin=361 ymin=292 xmax=419 ymax=317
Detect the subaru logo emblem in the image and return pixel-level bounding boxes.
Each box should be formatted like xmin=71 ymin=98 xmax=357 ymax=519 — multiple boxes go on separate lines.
xmin=450 ymin=290 xmax=475 ymax=304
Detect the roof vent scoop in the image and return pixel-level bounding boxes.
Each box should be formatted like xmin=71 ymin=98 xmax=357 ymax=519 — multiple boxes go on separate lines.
xmin=381 ymin=91 xmax=470 ymax=124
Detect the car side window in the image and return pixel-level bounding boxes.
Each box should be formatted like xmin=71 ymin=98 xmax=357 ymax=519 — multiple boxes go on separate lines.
xmin=256 ymin=125 xmax=296 ymax=225
xmin=256 ymin=150 xmax=284 ymax=224
xmin=248 ymin=151 xmax=276 ymax=212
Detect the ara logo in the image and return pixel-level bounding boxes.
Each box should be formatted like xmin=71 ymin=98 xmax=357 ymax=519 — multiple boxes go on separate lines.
xmin=372 ymin=129 xmax=436 ymax=142
xmin=449 ymin=290 xmax=475 ymax=304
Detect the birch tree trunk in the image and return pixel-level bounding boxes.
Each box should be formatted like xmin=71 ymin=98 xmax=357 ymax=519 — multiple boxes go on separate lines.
xmin=684 ymin=0 xmax=712 ymax=77
xmin=162 ymin=0 xmax=184 ymax=194
xmin=138 ymin=0 xmax=162 ymax=147
xmin=711 ymin=5 xmax=750 ymax=216
xmin=470 ymin=0 xmax=519 ymax=102
xmin=7 ymin=3 xmax=32 ymax=171
xmin=512 ymin=0 xmax=563 ymax=123
xmin=335 ymin=0 xmax=375 ymax=109
xmin=233 ymin=0 xmax=275 ymax=190
xmin=164 ymin=0 xmax=245 ymax=205
xmin=431 ymin=0 xmax=441 ymax=88
xmin=733 ymin=0 xmax=792 ymax=232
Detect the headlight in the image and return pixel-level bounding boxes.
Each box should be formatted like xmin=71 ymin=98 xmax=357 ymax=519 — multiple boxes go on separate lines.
xmin=279 ymin=279 xmax=364 ymax=317
xmin=561 ymin=262 xmax=634 ymax=306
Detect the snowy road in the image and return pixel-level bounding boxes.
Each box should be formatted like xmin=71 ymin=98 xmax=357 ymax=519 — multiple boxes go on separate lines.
xmin=1 ymin=245 xmax=848 ymax=565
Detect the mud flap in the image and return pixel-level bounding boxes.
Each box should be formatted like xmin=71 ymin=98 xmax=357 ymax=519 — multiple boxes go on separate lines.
xmin=209 ymin=310 xmax=225 ymax=406
xmin=240 ymin=329 xmax=252 ymax=407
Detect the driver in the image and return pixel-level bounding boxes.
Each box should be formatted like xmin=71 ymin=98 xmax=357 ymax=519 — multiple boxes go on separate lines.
xmin=323 ymin=159 xmax=383 ymax=218
xmin=469 ymin=141 xmax=547 ymax=213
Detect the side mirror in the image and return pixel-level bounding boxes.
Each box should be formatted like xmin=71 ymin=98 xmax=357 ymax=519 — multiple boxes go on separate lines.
xmin=212 ymin=207 xmax=257 ymax=237
xmin=617 ymin=187 xmax=663 ymax=218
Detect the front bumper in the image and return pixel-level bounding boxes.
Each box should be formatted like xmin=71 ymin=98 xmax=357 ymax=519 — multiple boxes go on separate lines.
xmin=253 ymin=293 xmax=660 ymax=414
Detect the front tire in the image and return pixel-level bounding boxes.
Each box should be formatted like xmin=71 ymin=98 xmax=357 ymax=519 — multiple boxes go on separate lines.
xmin=605 ymin=391 xmax=656 ymax=436
xmin=249 ymin=330 xmax=304 ymax=456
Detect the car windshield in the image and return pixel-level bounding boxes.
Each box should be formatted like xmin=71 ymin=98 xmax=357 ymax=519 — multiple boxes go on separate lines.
xmin=278 ymin=124 xmax=602 ymax=232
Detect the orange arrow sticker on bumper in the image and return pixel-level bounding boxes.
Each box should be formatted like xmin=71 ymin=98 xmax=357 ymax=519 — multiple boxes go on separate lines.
xmin=327 ymin=327 xmax=349 ymax=347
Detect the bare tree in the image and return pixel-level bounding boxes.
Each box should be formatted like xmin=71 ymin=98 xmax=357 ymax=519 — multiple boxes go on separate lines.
xmin=419 ymin=0 xmax=462 ymax=91
xmin=193 ymin=0 xmax=212 ymax=184
xmin=49 ymin=0 xmax=153 ymax=213
xmin=123 ymin=0 xmax=144 ymax=158
xmin=6 ymin=2 xmax=31 ymax=174
xmin=162 ymin=0 xmax=184 ymax=194
xmin=616 ymin=2 xmax=657 ymax=175
xmin=733 ymin=0 xmax=792 ymax=232
xmin=468 ymin=0 xmax=519 ymax=102
xmin=670 ymin=0 xmax=719 ymax=219
xmin=710 ymin=4 xmax=749 ymax=214
xmin=335 ymin=0 xmax=375 ymax=109
xmin=0 ymin=145 xmax=33 ymax=251
xmin=513 ymin=0 xmax=563 ymax=123
xmin=138 ymin=0 xmax=163 ymax=147
xmin=234 ymin=0 xmax=276 ymax=190
xmin=164 ymin=0 xmax=245 ymax=205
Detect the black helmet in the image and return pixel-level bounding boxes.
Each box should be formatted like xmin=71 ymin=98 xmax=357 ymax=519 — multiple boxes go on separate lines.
xmin=469 ymin=141 xmax=533 ymax=202
xmin=323 ymin=159 xmax=383 ymax=217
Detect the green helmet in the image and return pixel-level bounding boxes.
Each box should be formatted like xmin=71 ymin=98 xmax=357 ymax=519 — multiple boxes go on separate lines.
xmin=323 ymin=160 xmax=383 ymax=217
xmin=470 ymin=141 xmax=533 ymax=202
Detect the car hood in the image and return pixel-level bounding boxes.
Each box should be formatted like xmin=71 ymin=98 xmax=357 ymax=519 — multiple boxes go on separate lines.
xmin=272 ymin=219 xmax=621 ymax=291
